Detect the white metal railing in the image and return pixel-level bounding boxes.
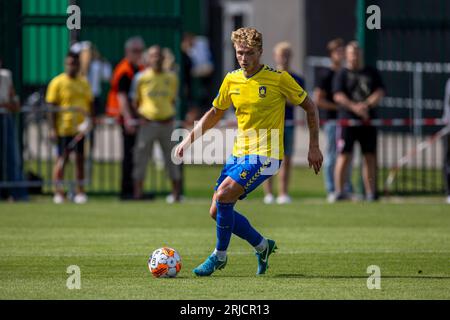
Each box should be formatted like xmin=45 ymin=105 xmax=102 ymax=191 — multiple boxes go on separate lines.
xmin=304 ymin=56 xmax=450 ymax=136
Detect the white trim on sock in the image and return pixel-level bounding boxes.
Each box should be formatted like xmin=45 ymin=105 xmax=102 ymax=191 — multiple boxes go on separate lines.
xmin=213 ymin=249 xmax=227 ymax=261
xmin=255 ymin=238 xmax=268 ymax=253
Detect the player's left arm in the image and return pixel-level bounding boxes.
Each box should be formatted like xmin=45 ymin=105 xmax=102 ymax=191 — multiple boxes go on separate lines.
xmin=280 ymin=71 xmax=323 ymax=174
xmin=300 ymin=96 xmax=323 ymax=174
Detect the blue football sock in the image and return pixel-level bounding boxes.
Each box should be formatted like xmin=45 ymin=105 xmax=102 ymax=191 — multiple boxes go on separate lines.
xmin=232 ymin=210 xmax=264 ymax=247
xmin=215 ymin=202 xmax=235 ymax=251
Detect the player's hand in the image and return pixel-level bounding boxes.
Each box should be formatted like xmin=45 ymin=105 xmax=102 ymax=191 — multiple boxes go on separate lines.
xmin=175 ymin=141 xmax=188 ymax=160
xmin=308 ymin=145 xmax=323 ymax=175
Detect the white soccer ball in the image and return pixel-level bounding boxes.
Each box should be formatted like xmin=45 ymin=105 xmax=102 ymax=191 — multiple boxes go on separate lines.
xmin=148 ymin=247 xmax=182 ymax=278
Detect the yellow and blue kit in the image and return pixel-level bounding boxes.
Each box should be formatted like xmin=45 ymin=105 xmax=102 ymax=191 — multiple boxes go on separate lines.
xmin=213 ymin=65 xmax=307 ymax=198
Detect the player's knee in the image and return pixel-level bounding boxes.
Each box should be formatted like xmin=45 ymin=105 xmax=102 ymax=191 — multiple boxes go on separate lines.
xmin=215 ymin=188 xmax=232 ymax=203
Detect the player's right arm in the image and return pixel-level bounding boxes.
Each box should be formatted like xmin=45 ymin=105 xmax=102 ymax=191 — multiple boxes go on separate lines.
xmin=279 ymin=71 xmax=323 ymax=174
xmin=175 ymin=74 xmax=232 ymax=159
xmin=175 ymin=107 xmax=226 ymax=158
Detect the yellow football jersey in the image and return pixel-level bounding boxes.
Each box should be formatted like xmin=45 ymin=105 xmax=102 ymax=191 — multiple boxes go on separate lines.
xmin=132 ymin=69 xmax=178 ymax=121
xmin=45 ymin=73 xmax=93 ymax=137
xmin=213 ymin=65 xmax=307 ymax=159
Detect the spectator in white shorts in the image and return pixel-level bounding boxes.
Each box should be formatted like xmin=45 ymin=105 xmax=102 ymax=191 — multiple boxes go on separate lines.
xmin=130 ymin=46 xmax=182 ymax=203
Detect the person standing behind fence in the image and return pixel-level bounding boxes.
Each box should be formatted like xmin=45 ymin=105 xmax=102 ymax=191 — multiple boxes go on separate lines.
xmin=313 ymin=38 xmax=353 ymax=203
xmin=180 ymin=33 xmax=196 ymax=126
xmin=130 ymin=46 xmax=182 ymax=203
xmin=45 ymin=52 xmax=94 ymax=204
xmin=75 ymin=41 xmax=112 ymax=116
xmin=443 ymin=78 xmax=450 ymax=204
xmin=106 ymin=37 xmax=145 ymax=200
xmin=263 ymin=42 xmax=304 ymax=205
xmin=332 ymin=41 xmax=385 ymax=202
xmin=0 ymin=58 xmax=28 ymax=202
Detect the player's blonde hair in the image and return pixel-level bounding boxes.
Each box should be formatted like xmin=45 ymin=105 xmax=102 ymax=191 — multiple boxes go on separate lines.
xmin=273 ymin=41 xmax=292 ymax=54
xmin=231 ymin=27 xmax=263 ymax=51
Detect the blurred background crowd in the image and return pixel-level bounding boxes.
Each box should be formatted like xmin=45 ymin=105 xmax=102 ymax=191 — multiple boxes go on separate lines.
xmin=0 ymin=0 xmax=449 ymax=204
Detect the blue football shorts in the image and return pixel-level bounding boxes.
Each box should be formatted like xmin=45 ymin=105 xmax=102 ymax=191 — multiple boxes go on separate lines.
xmin=214 ymin=155 xmax=282 ymax=200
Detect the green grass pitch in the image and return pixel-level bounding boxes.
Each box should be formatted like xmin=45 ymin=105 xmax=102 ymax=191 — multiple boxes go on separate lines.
xmin=0 ymin=166 xmax=449 ymax=299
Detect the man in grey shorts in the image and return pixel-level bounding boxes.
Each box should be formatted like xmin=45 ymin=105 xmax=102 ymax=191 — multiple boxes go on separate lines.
xmin=130 ymin=46 xmax=182 ymax=203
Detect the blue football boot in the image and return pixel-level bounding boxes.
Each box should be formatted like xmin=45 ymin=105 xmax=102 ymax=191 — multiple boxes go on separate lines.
xmin=193 ymin=254 xmax=228 ymax=277
xmin=255 ymin=239 xmax=277 ymax=275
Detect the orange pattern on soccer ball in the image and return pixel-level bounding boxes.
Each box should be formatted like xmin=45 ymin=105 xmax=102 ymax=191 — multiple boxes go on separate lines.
xmin=162 ymin=247 xmax=174 ymax=257
xmin=149 ymin=247 xmax=182 ymax=278
xmin=151 ymin=264 xmax=169 ymax=278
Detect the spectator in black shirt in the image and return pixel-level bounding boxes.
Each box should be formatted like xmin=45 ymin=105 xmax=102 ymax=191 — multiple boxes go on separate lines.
xmin=332 ymin=41 xmax=385 ymax=201
xmin=314 ymin=38 xmax=353 ymax=203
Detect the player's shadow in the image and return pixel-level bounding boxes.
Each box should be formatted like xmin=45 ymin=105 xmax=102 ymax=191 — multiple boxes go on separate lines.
xmin=274 ymin=274 xmax=450 ymax=280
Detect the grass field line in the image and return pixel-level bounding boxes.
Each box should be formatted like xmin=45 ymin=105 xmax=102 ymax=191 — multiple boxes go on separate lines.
xmin=2 ymin=249 xmax=449 ymax=257
xmin=144 ymin=197 xmax=449 ymax=205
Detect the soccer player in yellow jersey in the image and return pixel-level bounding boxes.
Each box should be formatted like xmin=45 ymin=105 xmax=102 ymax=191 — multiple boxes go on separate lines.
xmin=175 ymin=28 xmax=323 ymax=276
xmin=46 ymin=52 xmax=93 ymax=204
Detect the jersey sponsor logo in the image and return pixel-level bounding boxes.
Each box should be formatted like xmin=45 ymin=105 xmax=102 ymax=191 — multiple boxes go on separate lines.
xmin=259 ymin=86 xmax=267 ymax=98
